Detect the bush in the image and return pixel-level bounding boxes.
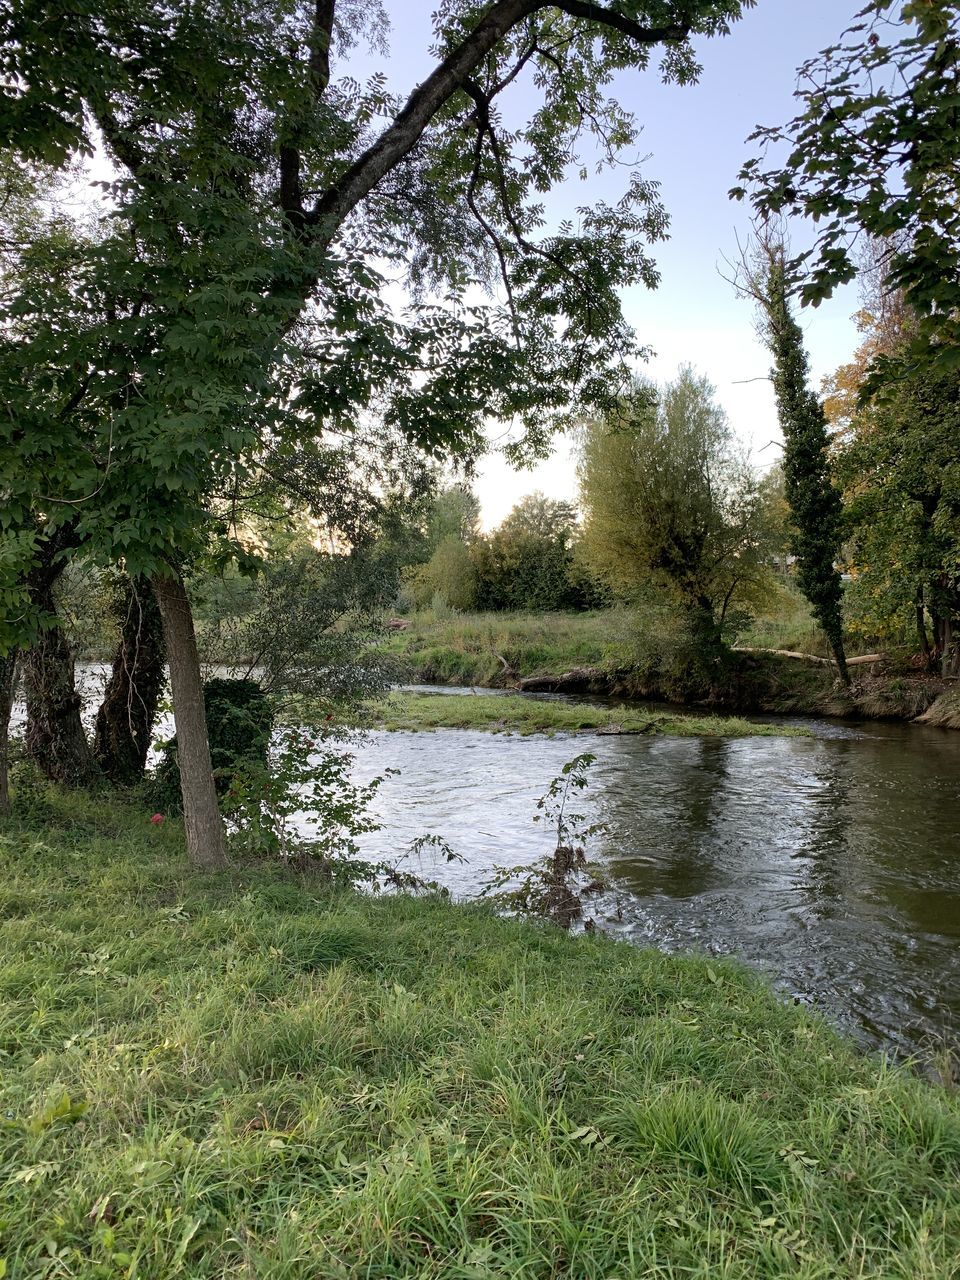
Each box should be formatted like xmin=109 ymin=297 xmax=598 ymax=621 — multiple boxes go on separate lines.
xmin=153 ymin=678 xmax=273 ymax=812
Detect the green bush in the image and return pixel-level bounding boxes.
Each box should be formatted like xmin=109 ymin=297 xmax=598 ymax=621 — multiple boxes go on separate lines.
xmin=153 ymin=678 xmax=273 ymax=812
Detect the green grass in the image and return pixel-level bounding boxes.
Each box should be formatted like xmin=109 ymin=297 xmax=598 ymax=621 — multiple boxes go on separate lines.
xmin=1 ymin=795 xmax=959 ymax=1278
xmin=358 ymin=692 xmax=808 ymax=739
xmin=376 ymin=609 xmax=631 ymax=687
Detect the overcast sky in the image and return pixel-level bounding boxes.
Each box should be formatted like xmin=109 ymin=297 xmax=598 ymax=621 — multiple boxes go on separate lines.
xmin=349 ymin=1 xmax=866 ymax=527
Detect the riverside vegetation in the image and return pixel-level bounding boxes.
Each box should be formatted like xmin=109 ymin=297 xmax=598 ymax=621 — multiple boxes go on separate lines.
xmin=356 ymin=691 xmax=807 ymax=739
xmin=374 ymin=607 xmax=960 ymax=727
xmin=1 ymin=790 xmax=960 ymax=1279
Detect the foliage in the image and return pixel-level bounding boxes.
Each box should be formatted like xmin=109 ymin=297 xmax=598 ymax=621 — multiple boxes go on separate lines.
xmin=837 ymin=360 xmax=960 ymax=671
xmin=0 ymin=0 xmax=757 ymax=604
xmin=1 ymin=1 xmax=757 ymax=855
xmin=481 ymin=753 xmax=610 ymax=928
xmin=472 ymin=494 xmax=601 ymax=613
xmin=405 ymin=535 xmax=477 ymax=612
xmin=755 ymin=250 xmax=850 ymax=683
xmin=578 ymin=368 xmax=782 ymax=647
xmin=222 ymin=722 xmax=390 ymax=879
xmin=0 ymin=800 xmax=959 ymax=1276
xmin=196 ymin=546 xmax=396 ymax=706
xmin=154 ymin=679 xmax=273 ymax=812
xmin=733 ymin=1 xmax=960 ymax=385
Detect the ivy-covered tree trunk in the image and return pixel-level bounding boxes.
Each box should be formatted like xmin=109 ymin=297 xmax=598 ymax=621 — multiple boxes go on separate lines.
xmin=915 ymin=588 xmax=935 ymax=672
xmin=93 ymin=576 xmax=166 ymax=785
xmin=763 ymin=259 xmax=850 ymax=687
xmin=0 ymin=650 xmax=17 ymax=816
xmin=23 ymin=549 xmax=100 ymax=786
xmin=151 ymin=570 xmax=228 ymax=869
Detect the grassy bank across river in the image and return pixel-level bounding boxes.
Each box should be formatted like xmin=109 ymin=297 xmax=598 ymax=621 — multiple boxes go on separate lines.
xmin=1 ymin=794 xmax=959 ymax=1277
xmin=376 ymin=609 xmax=956 ymax=725
xmin=357 ymin=691 xmax=808 ymax=738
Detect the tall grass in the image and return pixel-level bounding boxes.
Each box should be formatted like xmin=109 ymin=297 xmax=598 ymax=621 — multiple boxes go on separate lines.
xmin=1 ymin=794 xmax=958 ymax=1277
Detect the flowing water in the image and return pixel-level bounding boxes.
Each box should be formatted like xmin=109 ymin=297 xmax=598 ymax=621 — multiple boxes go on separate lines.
xmin=340 ymin=689 xmax=960 ymax=1057
xmin=13 ymin=671 xmax=960 ymax=1056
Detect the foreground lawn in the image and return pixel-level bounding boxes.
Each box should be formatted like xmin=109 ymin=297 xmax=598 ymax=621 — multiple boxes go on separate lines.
xmin=360 ymin=691 xmax=808 ymax=739
xmin=0 ymin=798 xmax=958 ymax=1278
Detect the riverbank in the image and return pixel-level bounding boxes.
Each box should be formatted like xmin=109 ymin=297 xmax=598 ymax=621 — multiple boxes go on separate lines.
xmin=376 ymin=610 xmax=957 ymax=726
xmin=356 ymin=691 xmax=809 ymax=738
xmin=2 ymin=794 xmax=959 ymax=1277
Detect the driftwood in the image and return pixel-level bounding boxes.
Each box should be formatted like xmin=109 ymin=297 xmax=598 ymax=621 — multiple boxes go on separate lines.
xmin=734 ymin=647 xmax=883 ymax=667
xmin=518 ymin=666 xmax=604 ymax=693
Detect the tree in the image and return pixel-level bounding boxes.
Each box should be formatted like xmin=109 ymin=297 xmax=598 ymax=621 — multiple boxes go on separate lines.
xmin=472 ymin=493 xmax=596 ymax=611
xmin=733 ymin=1 xmax=960 ymax=385
xmin=411 ymin=535 xmax=478 ymax=612
xmin=578 ymin=367 xmax=778 ymax=651
xmin=825 ymin=288 xmax=960 ymax=675
xmin=2 ymin=0 xmax=752 ymax=866
xmin=93 ymin=577 xmax=166 ymax=785
xmin=732 ymin=236 xmax=850 ymax=685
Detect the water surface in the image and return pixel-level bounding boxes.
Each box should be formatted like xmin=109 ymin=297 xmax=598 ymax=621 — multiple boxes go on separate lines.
xmin=341 ymin=694 xmax=960 ymax=1055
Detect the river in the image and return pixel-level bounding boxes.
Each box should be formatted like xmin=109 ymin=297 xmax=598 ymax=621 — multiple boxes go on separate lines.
xmin=339 ymin=689 xmax=960 ymax=1058
xmin=13 ymin=671 xmax=960 ymax=1057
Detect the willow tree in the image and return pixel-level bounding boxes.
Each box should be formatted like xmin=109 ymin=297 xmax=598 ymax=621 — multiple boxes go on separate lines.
xmin=1 ymin=0 xmax=752 ymax=867
xmin=578 ymin=367 xmax=778 ymax=658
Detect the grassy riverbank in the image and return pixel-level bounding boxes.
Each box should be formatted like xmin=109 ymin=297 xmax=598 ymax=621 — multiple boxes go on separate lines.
xmin=377 ymin=609 xmax=952 ymax=724
xmin=358 ymin=691 xmax=808 ymax=738
xmin=2 ymin=794 xmax=959 ymax=1277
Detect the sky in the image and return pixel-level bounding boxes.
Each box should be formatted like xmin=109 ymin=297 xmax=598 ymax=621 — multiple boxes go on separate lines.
xmin=347 ymin=0 xmax=867 ymax=528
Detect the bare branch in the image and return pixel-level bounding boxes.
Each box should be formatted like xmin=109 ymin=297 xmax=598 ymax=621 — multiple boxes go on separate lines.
xmin=309 ymin=0 xmax=690 ymax=236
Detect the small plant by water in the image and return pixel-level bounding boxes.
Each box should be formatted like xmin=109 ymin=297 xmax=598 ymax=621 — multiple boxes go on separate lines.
xmin=481 ymin=753 xmax=612 ymax=929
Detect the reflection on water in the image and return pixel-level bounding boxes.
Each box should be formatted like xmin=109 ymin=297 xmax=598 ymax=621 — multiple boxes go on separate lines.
xmin=341 ymin=709 xmax=960 ymax=1055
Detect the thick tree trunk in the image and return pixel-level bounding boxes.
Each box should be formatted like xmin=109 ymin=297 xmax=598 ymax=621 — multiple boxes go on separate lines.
xmin=23 ymin=627 xmax=100 ymax=786
xmin=94 ymin=576 xmax=166 ymax=785
xmin=0 ymin=650 xmax=17 ymax=817
xmin=151 ymin=571 xmax=228 ymax=869
xmin=23 ymin=556 xmax=101 ymax=787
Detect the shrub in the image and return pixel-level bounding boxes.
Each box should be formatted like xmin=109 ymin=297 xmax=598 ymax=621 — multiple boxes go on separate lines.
xmin=153 ymin=678 xmax=273 ymax=812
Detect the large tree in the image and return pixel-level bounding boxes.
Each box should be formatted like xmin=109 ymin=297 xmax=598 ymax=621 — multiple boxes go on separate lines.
xmin=733 ymin=0 xmax=960 ymax=387
xmin=578 ymin=367 xmax=779 ymax=650
xmin=825 ymin=285 xmax=960 ymax=676
xmin=731 ymin=234 xmax=851 ymax=685
xmin=1 ymin=0 xmax=752 ymax=865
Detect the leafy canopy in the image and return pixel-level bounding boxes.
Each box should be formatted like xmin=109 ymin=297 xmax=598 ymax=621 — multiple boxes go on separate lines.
xmin=733 ymin=1 xmax=960 ymax=383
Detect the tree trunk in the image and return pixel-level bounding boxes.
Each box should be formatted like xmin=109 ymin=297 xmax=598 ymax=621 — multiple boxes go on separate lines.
xmin=941 ymin=616 xmax=959 ymax=679
xmin=22 ymin=556 xmax=100 ymax=787
xmin=915 ymin=588 xmax=935 ymax=671
xmin=828 ymin=635 xmax=851 ymax=688
xmin=93 ymin=576 xmax=166 ymax=785
xmin=0 ymin=650 xmax=17 ymax=817
xmin=151 ymin=570 xmax=228 ymax=869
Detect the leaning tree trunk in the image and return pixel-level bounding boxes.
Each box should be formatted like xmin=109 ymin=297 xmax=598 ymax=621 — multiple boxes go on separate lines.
xmin=151 ymin=570 xmax=228 ymax=869
xmin=23 ymin=553 xmax=100 ymax=787
xmin=0 ymin=650 xmax=17 ymax=816
xmin=94 ymin=576 xmax=166 ymax=785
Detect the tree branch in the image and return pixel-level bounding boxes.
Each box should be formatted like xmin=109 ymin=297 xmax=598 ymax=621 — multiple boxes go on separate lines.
xmin=309 ymin=0 xmax=690 ymax=236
